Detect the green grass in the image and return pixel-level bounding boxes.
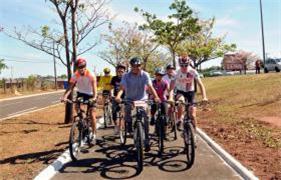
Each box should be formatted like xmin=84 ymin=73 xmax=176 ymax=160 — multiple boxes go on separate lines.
xmin=200 ymin=73 xmax=281 ymax=148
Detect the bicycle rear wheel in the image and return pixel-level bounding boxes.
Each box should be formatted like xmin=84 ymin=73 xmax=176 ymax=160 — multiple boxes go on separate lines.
xmin=119 ymin=118 xmax=127 ymax=145
xmin=103 ymin=105 xmax=109 ymax=128
xmin=134 ymin=121 xmax=144 ymax=172
xmin=69 ymin=121 xmax=82 ymax=161
xmin=157 ymin=116 xmax=165 ymax=156
xmin=183 ymin=122 xmax=195 ymax=167
xmin=169 ymin=111 xmax=177 ymax=140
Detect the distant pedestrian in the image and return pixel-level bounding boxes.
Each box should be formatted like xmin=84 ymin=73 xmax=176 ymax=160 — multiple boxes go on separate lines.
xmin=255 ymin=59 xmax=262 ymax=74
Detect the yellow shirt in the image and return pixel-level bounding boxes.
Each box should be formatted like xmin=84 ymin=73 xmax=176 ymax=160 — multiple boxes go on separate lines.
xmin=98 ymin=75 xmax=112 ymax=91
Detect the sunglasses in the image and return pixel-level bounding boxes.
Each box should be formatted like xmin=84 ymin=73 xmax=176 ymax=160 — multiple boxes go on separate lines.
xmin=180 ymin=64 xmax=188 ymax=67
xmin=78 ymin=65 xmax=86 ymax=69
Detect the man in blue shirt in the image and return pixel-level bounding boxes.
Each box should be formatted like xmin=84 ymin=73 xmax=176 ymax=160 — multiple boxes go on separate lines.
xmin=115 ymin=57 xmax=160 ymax=151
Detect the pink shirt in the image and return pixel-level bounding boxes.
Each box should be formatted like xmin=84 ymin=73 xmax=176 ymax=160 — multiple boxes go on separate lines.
xmin=152 ymin=79 xmax=168 ymax=101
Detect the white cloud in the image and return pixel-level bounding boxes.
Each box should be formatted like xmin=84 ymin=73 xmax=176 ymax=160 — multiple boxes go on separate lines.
xmin=216 ymin=17 xmax=239 ymax=27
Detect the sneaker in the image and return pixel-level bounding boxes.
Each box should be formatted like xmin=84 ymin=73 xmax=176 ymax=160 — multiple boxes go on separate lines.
xmin=176 ymin=121 xmax=183 ymax=131
xmin=150 ymin=116 xmax=155 ymax=126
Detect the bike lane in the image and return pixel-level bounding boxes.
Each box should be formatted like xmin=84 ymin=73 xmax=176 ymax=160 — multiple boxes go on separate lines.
xmin=52 ymin=127 xmax=242 ymax=180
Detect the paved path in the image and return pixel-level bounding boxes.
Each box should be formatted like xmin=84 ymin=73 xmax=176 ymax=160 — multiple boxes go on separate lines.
xmin=52 ymin=126 xmax=242 ymax=180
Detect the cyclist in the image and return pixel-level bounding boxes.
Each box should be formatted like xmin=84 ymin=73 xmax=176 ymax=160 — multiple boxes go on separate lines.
xmin=110 ymin=63 xmax=126 ymax=134
xmin=150 ymin=68 xmax=169 ymax=127
xmin=163 ymin=64 xmax=176 ymax=85
xmin=115 ymin=57 xmax=160 ymax=152
xmin=61 ymin=57 xmax=98 ymax=140
xmin=169 ymin=55 xmax=208 ymax=132
xmin=98 ymin=67 xmax=113 ymax=100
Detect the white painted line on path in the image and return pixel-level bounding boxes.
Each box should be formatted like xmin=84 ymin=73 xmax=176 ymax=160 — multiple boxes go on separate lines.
xmin=0 ymin=90 xmax=64 ymax=102
xmin=7 ymin=107 xmax=37 ymax=116
xmin=34 ymin=117 xmax=104 ymax=180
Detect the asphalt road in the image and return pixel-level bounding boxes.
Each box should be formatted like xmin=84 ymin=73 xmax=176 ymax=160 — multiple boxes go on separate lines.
xmin=0 ymin=91 xmax=64 ymax=120
xmin=52 ymin=126 xmax=242 ymax=180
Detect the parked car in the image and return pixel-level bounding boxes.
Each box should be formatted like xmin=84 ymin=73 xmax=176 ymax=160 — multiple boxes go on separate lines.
xmin=264 ymin=58 xmax=281 ymax=73
xmin=209 ymin=70 xmax=223 ymax=77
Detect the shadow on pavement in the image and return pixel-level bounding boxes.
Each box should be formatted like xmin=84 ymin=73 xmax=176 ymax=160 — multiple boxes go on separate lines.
xmin=0 ymin=148 xmax=66 ymax=165
xmin=60 ymin=133 xmax=191 ymax=179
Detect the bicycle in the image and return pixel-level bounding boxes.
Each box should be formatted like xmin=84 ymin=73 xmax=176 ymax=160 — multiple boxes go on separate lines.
xmin=121 ymin=99 xmax=153 ymax=172
xmin=167 ymin=101 xmax=178 ymax=140
xmin=154 ymin=101 xmax=168 ymax=156
xmin=66 ymin=97 xmax=96 ymax=161
xmin=177 ymin=100 xmax=196 ymax=168
xmin=102 ymin=92 xmax=112 ymax=128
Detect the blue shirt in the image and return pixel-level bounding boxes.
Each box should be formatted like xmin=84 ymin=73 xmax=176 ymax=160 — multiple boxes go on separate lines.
xmin=121 ymin=70 xmax=152 ymax=100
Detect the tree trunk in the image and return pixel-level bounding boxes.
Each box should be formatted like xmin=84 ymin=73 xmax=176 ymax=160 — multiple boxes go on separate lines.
xmin=63 ymin=14 xmax=73 ymax=124
xmin=172 ymin=50 xmax=176 ymax=67
xmin=143 ymin=56 xmax=148 ymax=71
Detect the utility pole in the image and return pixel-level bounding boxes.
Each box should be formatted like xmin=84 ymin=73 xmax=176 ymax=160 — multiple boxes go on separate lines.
xmin=259 ymin=0 xmax=266 ymax=71
xmin=53 ymin=41 xmax=57 ymax=90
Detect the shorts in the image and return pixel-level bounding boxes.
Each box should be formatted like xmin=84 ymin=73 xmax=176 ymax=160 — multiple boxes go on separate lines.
xmin=176 ymin=90 xmax=195 ymax=105
xmin=76 ymin=92 xmax=95 ymax=107
xmin=102 ymin=90 xmax=111 ymax=96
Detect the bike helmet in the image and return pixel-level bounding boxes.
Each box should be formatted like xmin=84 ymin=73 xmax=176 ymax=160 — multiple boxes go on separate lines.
xmin=130 ymin=57 xmax=142 ymax=66
xmin=103 ymin=67 xmax=111 ymax=74
xmin=178 ymin=55 xmax=191 ymax=65
xmin=154 ymin=68 xmax=166 ymax=76
xmin=166 ymin=64 xmax=175 ymax=70
xmin=76 ymin=57 xmax=86 ymax=67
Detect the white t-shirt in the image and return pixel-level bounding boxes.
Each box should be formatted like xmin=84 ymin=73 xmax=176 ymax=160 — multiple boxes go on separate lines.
xmin=163 ymin=74 xmax=175 ymax=85
xmin=70 ymin=69 xmax=95 ymax=95
xmin=174 ymin=67 xmax=200 ymax=92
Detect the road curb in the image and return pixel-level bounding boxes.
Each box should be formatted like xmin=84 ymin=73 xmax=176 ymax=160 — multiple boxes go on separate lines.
xmin=0 ymin=90 xmax=64 ymax=102
xmin=33 ymin=118 xmax=104 ymax=180
xmin=197 ymin=128 xmax=259 ymax=180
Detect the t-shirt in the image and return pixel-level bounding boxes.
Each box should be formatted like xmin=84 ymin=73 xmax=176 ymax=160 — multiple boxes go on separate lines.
xmin=121 ymin=70 xmax=152 ymax=101
xmin=110 ymin=76 xmax=124 ymax=98
xmin=70 ymin=69 xmax=95 ymax=95
xmin=163 ymin=74 xmax=175 ymax=85
xmin=174 ymin=67 xmax=200 ymax=92
xmin=152 ymin=79 xmax=168 ymax=101
xmin=98 ymin=75 xmax=112 ymax=91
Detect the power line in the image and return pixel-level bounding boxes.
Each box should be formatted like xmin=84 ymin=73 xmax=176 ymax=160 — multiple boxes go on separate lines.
xmin=1 ymin=57 xmax=65 ymax=67
xmin=3 ymin=58 xmax=52 ymax=64
xmin=0 ymin=54 xmax=51 ymax=61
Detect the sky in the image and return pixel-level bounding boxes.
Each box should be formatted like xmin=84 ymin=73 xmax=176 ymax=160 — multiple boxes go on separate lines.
xmin=0 ymin=0 xmax=280 ymax=78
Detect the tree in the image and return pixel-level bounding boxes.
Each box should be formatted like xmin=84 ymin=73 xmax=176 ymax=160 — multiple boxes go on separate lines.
xmin=136 ymin=0 xmax=201 ymax=67
xmin=0 ymin=59 xmax=8 ymax=74
xmin=1 ymin=0 xmax=111 ymax=123
xmin=26 ymin=75 xmax=38 ymax=91
xmin=99 ymin=22 xmax=168 ymax=71
xmin=236 ymin=50 xmax=260 ymax=74
xmin=177 ymin=18 xmax=236 ymax=70
xmin=58 ymin=74 xmax=67 ymax=79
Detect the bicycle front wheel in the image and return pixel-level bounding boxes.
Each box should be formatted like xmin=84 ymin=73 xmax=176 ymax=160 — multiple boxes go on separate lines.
xmin=183 ymin=122 xmax=195 ymax=167
xmin=134 ymin=121 xmax=144 ymax=172
xmin=69 ymin=121 xmax=83 ymax=161
xmin=157 ymin=116 xmax=165 ymax=156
